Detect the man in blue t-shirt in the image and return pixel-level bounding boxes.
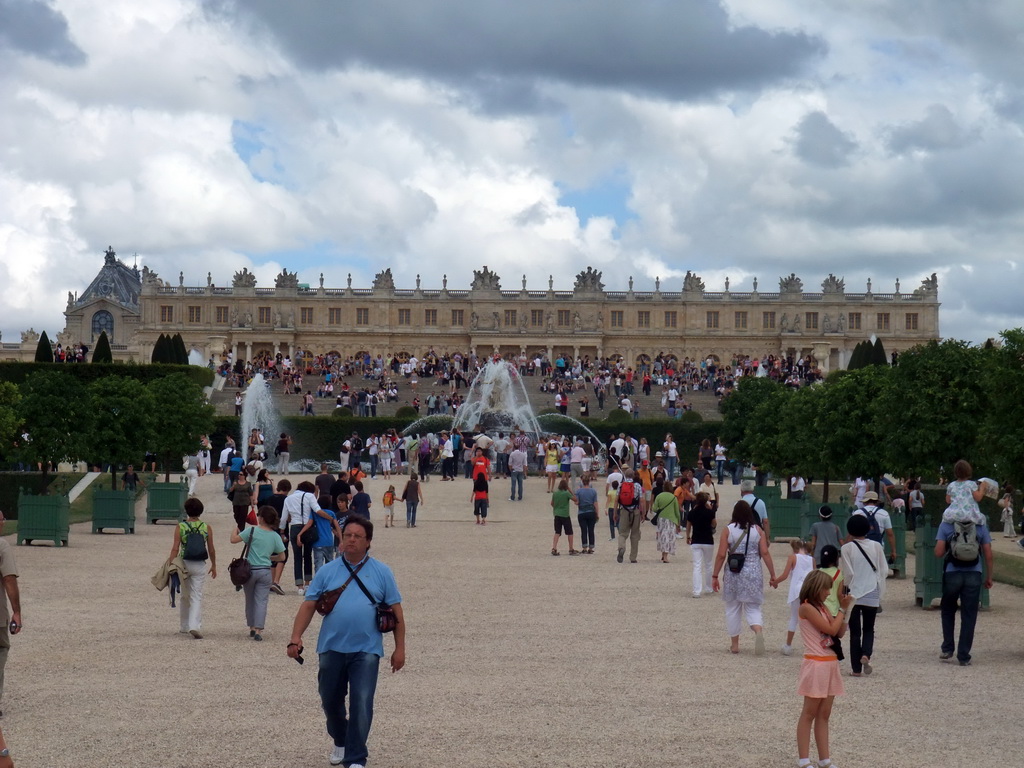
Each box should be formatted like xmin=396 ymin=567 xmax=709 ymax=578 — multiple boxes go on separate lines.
xmin=934 ymin=517 xmax=993 ymax=666
xmin=288 ymin=517 xmax=406 ymax=768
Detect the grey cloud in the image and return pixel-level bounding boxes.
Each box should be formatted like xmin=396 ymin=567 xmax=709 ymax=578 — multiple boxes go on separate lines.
xmin=793 ymin=111 xmax=857 ymax=168
xmin=886 ymin=104 xmax=973 ymax=154
xmin=205 ymin=0 xmax=824 ymax=104
xmin=0 ymin=0 xmax=85 ymax=66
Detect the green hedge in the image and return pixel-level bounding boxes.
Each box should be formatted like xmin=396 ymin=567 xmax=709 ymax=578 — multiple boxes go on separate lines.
xmin=0 ymin=472 xmax=73 ymax=520
xmin=0 ymin=362 xmax=213 ymax=388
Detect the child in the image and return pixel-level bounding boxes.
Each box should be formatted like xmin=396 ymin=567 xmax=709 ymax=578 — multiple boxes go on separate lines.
xmin=817 ymin=545 xmax=845 ymax=662
xmin=999 ymin=486 xmax=1015 ymax=538
xmin=606 ymin=480 xmax=620 ymax=541
xmin=773 ymin=540 xmax=815 ymax=656
xmin=472 ymin=473 xmax=489 ymax=525
xmin=943 ymin=460 xmax=989 ymax=526
xmin=809 ymin=507 xmax=842 ymax=567
xmin=382 ymin=485 xmax=396 ymax=528
xmin=795 ymin=570 xmax=854 ymax=768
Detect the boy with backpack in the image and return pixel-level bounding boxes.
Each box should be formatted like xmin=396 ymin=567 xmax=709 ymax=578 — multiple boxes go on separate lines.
xmin=615 ymin=469 xmax=645 ymax=564
xmin=851 ymin=492 xmax=896 ymax=568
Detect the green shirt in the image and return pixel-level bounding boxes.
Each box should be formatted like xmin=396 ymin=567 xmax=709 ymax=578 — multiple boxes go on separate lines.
xmin=651 ymin=491 xmax=681 ymax=525
xmin=240 ymin=525 xmax=286 ymax=568
xmin=551 ymin=489 xmax=572 ymax=518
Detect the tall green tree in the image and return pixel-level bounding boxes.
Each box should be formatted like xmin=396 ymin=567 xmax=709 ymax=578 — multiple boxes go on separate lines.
xmin=871 ymin=337 xmax=888 ymax=366
xmin=88 ymin=377 xmax=155 ymax=489
xmin=172 ymin=333 xmax=189 ymax=365
xmin=151 ymin=334 xmax=168 ymax=364
xmin=149 ymin=373 xmax=215 ymax=481
xmin=719 ymin=377 xmax=784 ymax=464
xmin=16 ymin=371 xmax=92 ymax=486
xmin=92 ymin=331 xmax=113 ymax=363
xmin=980 ymin=329 xmax=1024 ymax=489
xmin=34 ymin=331 xmax=54 ymax=363
xmin=0 ymin=382 xmax=20 ymax=465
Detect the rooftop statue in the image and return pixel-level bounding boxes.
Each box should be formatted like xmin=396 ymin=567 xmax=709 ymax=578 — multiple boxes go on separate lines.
xmin=21 ymin=328 xmax=38 ymax=344
xmin=275 ymin=269 xmax=299 ymax=290
xmin=821 ymin=274 xmax=845 ymax=294
xmin=232 ymin=268 xmax=257 ymax=288
xmin=914 ymin=273 xmax=939 ymax=296
xmin=683 ymin=271 xmax=705 ymax=292
xmin=574 ymin=266 xmax=605 ymax=293
xmin=779 ymin=273 xmax=803 ymax=293
xmin=372 ymin=268 xmax=395 ymax=292
xmin=471 ymin=266 xmax=501 ymax=291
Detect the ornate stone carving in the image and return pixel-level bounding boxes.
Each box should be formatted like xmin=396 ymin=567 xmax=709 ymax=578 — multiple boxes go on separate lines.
xmin=471 ymin=266 xmax=501 ymax=291
xmin=573 ymin=267 xmax=605 ymax=293
xmin=573 ymin=311 xmax=582 ymax=331
xmin=792 ymin=313 xmax=802 ymax=332
xmin=372 ymin=268 xmax=395 ymax=292
xmin=821 ymin=274 xmax=845 ymax=294
xmin=141 ymin=266 xmax=165 ymax=287
xmin=21 ymin=328 xmax=38 ymax=344
xmin=914 ymin=273 xmax=938 ymax=296
xmin=232 ymin=268 xmax=257 ymax=288
xmin=823 ymin=313 xmax=833 ymax=333
xmin=491 ymin=311 xmax=500 ymax=329
xmin=470 ymin=312 xmax=479 ymax=330
xmin=780 ymin=313 xmax=789 ymax=332
xmin=683 ymin=271 xmax=705 ymax=292
xmin=779 ymin=273 xmax=803 ymax=293
xmin=104 ymin=246 xmax=117 ymax=265
xmin=275 ymin=269 xmax=299 ymax=290
xmin=837 ymin=313 xmax=846 ymax=332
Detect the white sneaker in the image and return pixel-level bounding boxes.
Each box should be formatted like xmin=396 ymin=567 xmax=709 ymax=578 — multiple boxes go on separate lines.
xmin=329 ymin=744 xmax=345 ymax=765
xmin=297 ymin=586 xmax=305 ymax=596
xmin=691 ymin=593 xmax=701 ymax=598
xmin=349 ymin=764 xmax=365 ymax=768
xmin=781 ymin=644 xmax=793 ymax=656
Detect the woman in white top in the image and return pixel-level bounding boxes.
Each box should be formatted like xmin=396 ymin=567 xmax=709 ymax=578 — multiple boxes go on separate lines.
xmin=840 ymin=515 xmax=888 ymax=676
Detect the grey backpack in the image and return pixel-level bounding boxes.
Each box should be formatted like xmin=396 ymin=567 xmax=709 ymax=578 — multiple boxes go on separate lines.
xmin=949 ymin=520 xmax=980 ymax=566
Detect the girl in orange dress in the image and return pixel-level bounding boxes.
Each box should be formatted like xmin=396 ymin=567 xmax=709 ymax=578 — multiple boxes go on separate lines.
xmin=795 ymin=570 xmax=854 ymax=768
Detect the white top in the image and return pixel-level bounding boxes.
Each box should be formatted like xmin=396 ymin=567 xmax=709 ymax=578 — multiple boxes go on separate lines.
xmin=787 ymin=553 xmax=815 ymax=604
xmin=714 ymin=443 xmax=726 ymax=460
xmin=852 ymin=505 xmax=892 ymax=531
xmin=281 ymin=490 xmax=322 ymax=530
xmin=664 ymin=441 xmax=677 ymax=458
xmin=791 ymin=476 xmax=806 ymax=492
xmin=840 ymin=538 xmax=888 ymax=602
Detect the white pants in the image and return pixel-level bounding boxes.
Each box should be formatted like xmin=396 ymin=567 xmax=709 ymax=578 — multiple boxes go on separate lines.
xmin=200 ymin=451 xmax=211 ymax=473
xmin=690 ymin=543 xmax=714 ymax=595
xmin=179 ymin=559 xmax=208 ymax=632
xmin=724 ymin=600 xmax=763 ymax=637
xmin=185 ymin=469 xmax=199 ymax=496
xmin=278 ymin=452 xmax=290 ymax=474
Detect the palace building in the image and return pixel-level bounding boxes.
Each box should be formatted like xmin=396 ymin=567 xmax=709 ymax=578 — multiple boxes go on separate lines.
xmin=7 ymin=248 xmax=941 ymax=372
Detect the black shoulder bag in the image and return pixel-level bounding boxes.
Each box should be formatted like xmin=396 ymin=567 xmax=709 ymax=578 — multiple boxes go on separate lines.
xmin=727 ymin=528 xmax=751 ymax=573
xmin=343 ymin=558 xmax=399 ymax=633
xmin=299 ymin=493 xmax=319 ymax=548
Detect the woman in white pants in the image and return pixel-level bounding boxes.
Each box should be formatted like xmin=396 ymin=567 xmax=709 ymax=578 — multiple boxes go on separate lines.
xmin=686 ymin=492 xmax=717 ymax=597
xmin=184 ymin=453 xmax=201 ymax=496
xmin=711 ymin=501 xmax=777 ymax=655
xmin=168 ymin=498 xmax=216 ymax=639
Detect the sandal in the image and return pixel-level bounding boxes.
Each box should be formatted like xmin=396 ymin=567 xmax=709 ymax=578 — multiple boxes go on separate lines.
xmin=551 ymin=549 xmax=560 ymax=556
xmin=569 ymin=549 xmax=581 ymax=556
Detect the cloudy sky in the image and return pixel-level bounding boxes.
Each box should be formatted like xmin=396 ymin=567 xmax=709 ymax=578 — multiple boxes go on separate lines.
xmin=2 ymin=0 xmax=1022 ymax=345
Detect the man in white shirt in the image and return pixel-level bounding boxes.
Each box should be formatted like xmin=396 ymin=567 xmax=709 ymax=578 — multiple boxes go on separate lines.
xmin=280 ymin=482 xmax=324 ymax=595
xmin=569 ymin=441 xmax=586 ymax=491
xmin=851 ymin=491 xmax=896 ymax=563
xmin=739 ymin=479 xmax=771 ymax=541
xmin=508 ymin=446 xmax=528 ymax=501
xmin=790 ymin=476 xmax=806 ymax=499
xmin=492 ymin=433 xmax=511 ymax=478
xmin=609 ymin=433 xmax=627 ymax=471
xmin=663 ymin=436 xmax=678 ymax=482
xmin=219 ymin=444 xmax=234 ymax=492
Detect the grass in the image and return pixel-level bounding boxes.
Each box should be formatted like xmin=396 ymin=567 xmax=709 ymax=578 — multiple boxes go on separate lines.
xmin=992 ymin=551 xmax=1024 ymax=590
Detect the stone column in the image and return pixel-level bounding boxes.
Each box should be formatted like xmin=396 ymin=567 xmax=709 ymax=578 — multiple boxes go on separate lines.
xmin=245 ymin=342 xmax=252 ymax=362
xmin=231 ymin=342 xmax=238 ymax=362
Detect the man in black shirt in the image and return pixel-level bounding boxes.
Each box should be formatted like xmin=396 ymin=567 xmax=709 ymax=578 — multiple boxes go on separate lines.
xmin=328 ymin=471 xmax=352 ymax=515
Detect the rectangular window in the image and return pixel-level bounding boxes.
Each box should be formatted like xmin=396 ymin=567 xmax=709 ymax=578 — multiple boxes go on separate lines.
xmin=398 ymin=309 xmax=411 ymax=325
xmin=611 ymin=310 xmax=624 ymax=328
xmin=258 ymin=307 xmax=271 ymax=324
xmin=706 ymin=311 xmax=720 ymax=329
xmin=905 ymin=313 xmax=918 ymax=330
xmin=848 ymin=312 xmax=861 ymax=331
xmin=877 ymin=312 xmax=890 ymax=331
xmin=300 ymin=307 xmax=314 ymax=325
xmin=637 ymin=311 xmax=650 ymax=328
xmin=762 ymin=311 xmax=775 ymax=330
xmin=328 ymin=308 xmax=342 ymax=325
xmin=451 ymin=309 xmax=464 ymax=326
xmin=734 ymin=311 xmax=748 ymax=329
xmin=187 ymin=306 xmax=201 ymax=323
xmin=557 ymin=309 xmax=571 ymax=327
xmin=664 ymin=311 xmax=677 ymax=328
xmin=160 ymin=305 xmax=173 ymax=323
xmin=504 ymin=310 xmax=517 ymax=328
xmin=531 ymin=309 xmax=544 ymax=327
xmin=424 ymin=309 xmax=438 ymax=326
xmin=805 ymin=312 xmax=818 ymax=330
xmin=215 ymin=306 xmax=229 ymax=324
xmin=356 ymin=308 xmax=369 ymax=325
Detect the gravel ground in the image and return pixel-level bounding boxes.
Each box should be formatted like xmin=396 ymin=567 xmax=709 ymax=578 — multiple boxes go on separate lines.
xmin=5 ymin=472 xmax=1022 ymax=768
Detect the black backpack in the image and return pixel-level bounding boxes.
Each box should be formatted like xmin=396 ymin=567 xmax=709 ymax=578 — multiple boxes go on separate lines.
xmin=750 ymin=496 xmax=765 ymax=527
xmin=864 ymin=509 xmax=884 ymax=543
xmin=181 ymin=522 xmax=208 ymax=561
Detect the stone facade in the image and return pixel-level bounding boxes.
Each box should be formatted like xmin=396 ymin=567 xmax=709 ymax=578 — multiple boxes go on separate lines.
xmin=5 ymin=252 xmax=942 ymax=373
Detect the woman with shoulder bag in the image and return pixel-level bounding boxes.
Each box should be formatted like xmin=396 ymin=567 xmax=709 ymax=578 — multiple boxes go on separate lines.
xmin=840 ymin=515 xmax=887 ymax=677
xmin=230 ymin=506 xmax=286 ymax=642
xmin=652 ymin=481 xmax=682 ymax=564
xmin=712 ymin=500 xmax=778 ymax=655
xmin=401 ymin=474 xmax=424 ymax=528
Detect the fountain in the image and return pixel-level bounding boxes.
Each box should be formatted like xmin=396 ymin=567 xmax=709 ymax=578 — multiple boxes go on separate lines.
xmin=240 ymin=373 xmax=282 ymax=463
xmin=451 ymin=360 xmax=542 ymax=436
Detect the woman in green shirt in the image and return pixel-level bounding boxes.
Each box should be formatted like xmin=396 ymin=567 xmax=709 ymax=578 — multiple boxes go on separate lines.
xmin=230 ymin=506 xmax=286 ymax=641
xmin=652 ymin=481 xmax=682 ymax=563
xmin=551 ymin=479 xmax=578 ymax=556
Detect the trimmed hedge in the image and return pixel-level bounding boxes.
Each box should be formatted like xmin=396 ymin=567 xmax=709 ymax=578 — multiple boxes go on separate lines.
xmin=0 ymin=362 xmax=213 ymax=388
xmin=0 ymin=472 xmax=68 ymax=520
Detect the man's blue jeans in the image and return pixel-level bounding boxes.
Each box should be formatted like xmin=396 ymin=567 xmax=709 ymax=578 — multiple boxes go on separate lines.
xmin=940 ymin=570 xmax=983 ymax=663
xmin=666 ymin=457 xmax=677 ymax=482
xmin=510 ymin=471 xmax=524 ymax=500
xmin=318 ymin=651 xmax=380 ymax=766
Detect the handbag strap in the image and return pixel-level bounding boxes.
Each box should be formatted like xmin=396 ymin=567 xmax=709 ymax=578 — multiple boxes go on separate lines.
xmin=240 ymin=528 xmax=255 ymax=559
xmin=729 ymin=527 xmax=750 ymax=555
xmin=342 ymin=557 xmax=378 ymax=606
xmin=852 ymin=539 xmax=878 ymax=572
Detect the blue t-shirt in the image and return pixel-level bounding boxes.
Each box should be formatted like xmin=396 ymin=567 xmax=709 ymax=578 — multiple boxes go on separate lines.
xmin=230 ymin=456 xmax=244 ymax=473
xmin=306 ymin=556 xmax=401 ymax=656
xmin=936 ymin=521 xmax=991 ymax=573
xmin=314 ymin=509 xmax=338 ymax=548
xmin=350 ymin=492 xmax=372 ymax=518
xmin=575 ymin=487 xmax=598 ymax=513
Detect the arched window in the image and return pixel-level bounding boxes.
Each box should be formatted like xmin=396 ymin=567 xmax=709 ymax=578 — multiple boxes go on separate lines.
xmin=92 ymin=310 xmax=114 ymax=340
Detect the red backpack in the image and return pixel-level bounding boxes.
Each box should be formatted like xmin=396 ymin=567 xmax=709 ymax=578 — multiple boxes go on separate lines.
xmin=618 ymin=481 xmax=639 ymax=509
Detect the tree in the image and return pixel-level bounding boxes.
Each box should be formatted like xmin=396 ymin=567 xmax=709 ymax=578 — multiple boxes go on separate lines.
xmin=88 ymin=377 xmax=155 ymax=489
xmin=92 ymin=331 xmax=113 ymax=363
xmin=172 ymin=333 xmax=189 ymax=365
xmin=719 ymin=377 xmax=784 ymax=464
xmin=871 ymin=337 xmax=888 ymax=366
xmin=980 ymin=329 xmax=1024 ymax=489
xmin=0 ymin=382 xmax=20 ymax=465
xmin=847 ymin=340 xmax=870 ymax=370
xmin=149 ymin=374 xmax=215 ymax=481
xmin=16 ymin=371 xmax=92 ymax=486
xmin=34 ymin=331 xmax=53 ymax=363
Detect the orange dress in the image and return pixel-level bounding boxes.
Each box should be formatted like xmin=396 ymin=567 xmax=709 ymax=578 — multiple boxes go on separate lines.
xmin=797 ymin=606 xmax=845 ymax=698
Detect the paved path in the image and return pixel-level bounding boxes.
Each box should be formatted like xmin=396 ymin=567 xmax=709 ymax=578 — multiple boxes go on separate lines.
xmin=5 ymin=471 xmax=1020 ymax=767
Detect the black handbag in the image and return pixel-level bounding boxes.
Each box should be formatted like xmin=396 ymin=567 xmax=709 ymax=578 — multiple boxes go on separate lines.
xmin=298 ymin=493 xmax=319 ymax=548
xmin=228 ymin=529 xmax=255 ymax=586
xmin=344 ymin=558 xmax=399 ymax=633
xmin=726 ymin=528 xmax=751 ymax=573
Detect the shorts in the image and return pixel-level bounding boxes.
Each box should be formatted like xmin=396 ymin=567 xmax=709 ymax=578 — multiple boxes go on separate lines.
xmin=546 ymin=464 xmax=559 ymax=474
xmin=554 ymin=516 xmax=574 ymax=535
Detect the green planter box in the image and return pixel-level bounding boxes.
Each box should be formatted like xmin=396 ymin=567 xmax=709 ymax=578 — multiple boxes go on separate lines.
xmin=16 ymin=492 xmax=70 ymax=547
xmin=914 ymin=519 xmax=990 ymax=609
xmin=92 ymin=489 xmax=136 ymax=534
xmin=768 ymin=498 xmax=807 ymax=541
xmin=146 ymin=482 xmax=187 ymax=524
